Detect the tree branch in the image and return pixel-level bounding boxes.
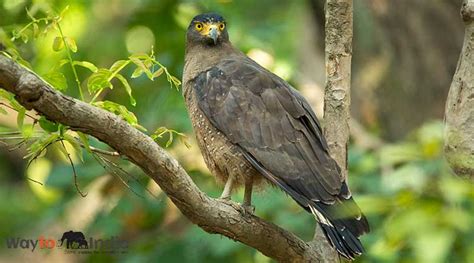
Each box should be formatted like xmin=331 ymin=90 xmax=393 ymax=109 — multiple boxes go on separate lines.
xmin=444 ymin=0 xmax=474 ymax=179
xmin=0 ymin=54 xmax=325 ymax=262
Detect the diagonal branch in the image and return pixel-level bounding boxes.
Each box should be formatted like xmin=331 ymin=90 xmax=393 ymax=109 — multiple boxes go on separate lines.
xmin=0 ymin=54 xmax=325 ymax=262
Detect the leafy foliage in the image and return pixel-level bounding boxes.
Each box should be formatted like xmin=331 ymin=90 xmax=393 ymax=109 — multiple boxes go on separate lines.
xmin=152 ymin=126 xmax=191 ymax=148
xmin=93 ymin=100 xmax=145 ymax=131
xmin=351 ymin=121 xmax=474 ymax=263
xmin=0 ymin=4 xmax=185 ymax=175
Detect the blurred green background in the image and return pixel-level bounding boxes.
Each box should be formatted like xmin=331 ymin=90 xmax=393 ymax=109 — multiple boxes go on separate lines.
xmin=0 ymin=0 xmax=473 ymax=262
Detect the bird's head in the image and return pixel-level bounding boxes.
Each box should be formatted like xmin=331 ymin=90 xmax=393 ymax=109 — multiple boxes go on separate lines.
xmin=186 ymin=13 xmax=229 ymax=47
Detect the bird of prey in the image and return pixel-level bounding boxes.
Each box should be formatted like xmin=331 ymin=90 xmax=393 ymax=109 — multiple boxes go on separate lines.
xmin=182 ymin=13 xmax=369 ymax=259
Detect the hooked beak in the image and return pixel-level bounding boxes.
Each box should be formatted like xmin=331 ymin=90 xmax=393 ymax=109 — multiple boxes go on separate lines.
xmin=208 ymin=26 xmax=218 ymax=44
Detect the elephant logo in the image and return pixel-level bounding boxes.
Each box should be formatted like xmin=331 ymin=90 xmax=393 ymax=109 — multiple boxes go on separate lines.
xmin=58 ymin=230 xmax=88 ymax=249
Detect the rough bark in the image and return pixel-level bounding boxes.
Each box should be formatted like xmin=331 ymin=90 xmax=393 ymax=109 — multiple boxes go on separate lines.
xmin=323 ymin=0 xmax=353 ymax=181
xmin=0 ymin=54 xmax=323 ymax=262
xmin=310 ymin=0 xmax=354 ymax=262
xmin=444 ymin=0 xmax=474 ymax=179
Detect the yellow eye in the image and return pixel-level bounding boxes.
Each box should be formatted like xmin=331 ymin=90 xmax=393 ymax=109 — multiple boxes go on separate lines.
xmin=195 ymin=23 xmax=203 ymax=31
xmin=219 ymin=23 xmax=225 ymax=31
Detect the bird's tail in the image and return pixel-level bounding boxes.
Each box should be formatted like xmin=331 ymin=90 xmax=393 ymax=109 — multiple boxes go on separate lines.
xmin=309 ymin=197 xmax=369 ymax=260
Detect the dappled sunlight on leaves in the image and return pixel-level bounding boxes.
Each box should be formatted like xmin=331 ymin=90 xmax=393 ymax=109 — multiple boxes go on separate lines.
xmin=352 ymin=121 xmax=474 ymax=263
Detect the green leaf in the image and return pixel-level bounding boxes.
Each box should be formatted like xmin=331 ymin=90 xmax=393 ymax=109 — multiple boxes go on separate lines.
xmin=20 ymin=32 xmax=28 ymax=43
xmin=58 ymin=124 xmax=66 ymax=137
xmin=52 ymin=37 xmax=64 ymax=51
xmin=73 ymin=61 xmax=98 ymax=72
xmin=64 ymin=37 xmax=77 ymax=52
xmin=43 ymin=71 xmax=68 ymax=91
xmin=77 ymin=132 xmax=92 ymax=154
xmin=152 ymin=127 xmax=189 ymax=148
xmin=17 ymin=108 xmax=25 ymax=129
xmin=32 ymin=23 xmax=39 ymax=38
xmin=109 ymin=60 xmax=129 ymax=74
xmin=134 ymin=124 xmax=147 ymax=132
xmin=170 ymin=75 xmax=181 ymax=87
xmin=0 ymin=90 xmax=24 ymax=111
xmin=128 ymin=53 xmax=150 ymax=60
xmin=57 ymin=59 xmax=69 ymax=68
xmin=63 ymin=134 xmax=84 ymax=162
xmin=59 ymin=5 xmax=70 ymax=20
xmin=115 ymin=74 xmax=136 ymax=106
xmin=21 ymin=124 xmax=34 ymax=140
xmin=43 ymin=23 xmax=55 ymax=35
xmin=0 ymin=89 xmax=12 ymax=100
xmin=166 ymin=132 xmax=173 ymax=147
xmin=93 ymin=100 xmax=141 ymax=129
xmin=151 ymin=127 xmax=167 ymax=140
xmin=87 ymin=68 xmax=112 ymax=94
xmin=152 ymin=68 xmax=164 ymax=79
xmin=39 ymin=116 xmax=59 ymax=132
xmin=129 ymin=56 xmax=153 ymax=80
xmin=131 ymin=67 xmax=144 ymax=78
xmin=26 ymin=8 xmax=36 ymax=21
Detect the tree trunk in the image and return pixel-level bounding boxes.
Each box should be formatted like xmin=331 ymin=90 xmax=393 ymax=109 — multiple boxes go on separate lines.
xmin=444 ymin=0 xmax=474 ymax=179
xmin=310 ymin=0 xmax=354 ymax=262
xmin=323 ymin=0 xmax=353 ymax=181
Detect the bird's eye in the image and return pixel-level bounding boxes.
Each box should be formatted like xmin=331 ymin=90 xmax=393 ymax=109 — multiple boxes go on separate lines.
xmin=195 ymin=23 xmax=203 ymax=31
xmin=219 ymin=23 xmax=225 ymax=31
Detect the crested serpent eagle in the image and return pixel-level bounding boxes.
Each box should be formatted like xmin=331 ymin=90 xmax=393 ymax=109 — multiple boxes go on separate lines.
xmin=182 ymin=13 xmax=369 ymax=260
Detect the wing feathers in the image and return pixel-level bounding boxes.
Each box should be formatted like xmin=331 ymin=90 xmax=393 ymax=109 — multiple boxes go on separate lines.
xmin=193 ymin=58 xmax=369 ymax=260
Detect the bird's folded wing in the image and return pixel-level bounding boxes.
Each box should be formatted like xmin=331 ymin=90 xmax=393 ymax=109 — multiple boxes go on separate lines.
xmin=193 ymin=58 xmax=343 ymax=204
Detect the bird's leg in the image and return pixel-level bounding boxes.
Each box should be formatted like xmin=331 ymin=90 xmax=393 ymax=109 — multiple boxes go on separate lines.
xmin=219 ymin=173 xmax=235 ymax=200
xmin=242 ymin=175 xmax=255 ymax=214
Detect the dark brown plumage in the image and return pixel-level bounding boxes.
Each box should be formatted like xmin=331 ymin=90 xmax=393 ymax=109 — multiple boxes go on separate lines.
xmin=183 ymin=13 xmax=369 ymax=260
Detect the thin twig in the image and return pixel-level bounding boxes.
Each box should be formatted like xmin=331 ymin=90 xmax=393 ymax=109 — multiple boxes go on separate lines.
xmin=74 ymin=137 xmax=120 ymax=156
xmin=25 ymin=139 xmax=58 ymax=169
xmin=0 ymin=131 xmax=25 ymax=136
xmin=9 ymin=139 xmax=27 ymax=151
xmin=98 ymin=154 xmax=158 ymax=198
xmin=92 ymin=153 xmax=146 ymax=198
xmin=0 ymin=131 xmax=43 ymax=136
xmin=1 ymin=136 xmax=40 ymax=140
xmin=56 ymin=23 xmax=83 ymax=101
xmin=60 ymin=139 xmax=87 ymax=197
xmin=27 ymin=177 xmax=44 ymax=185
xmin=89 ymin=145 xmax=120 ymax=156
xmin=0 ymin=102 xmax=39 ymax=121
